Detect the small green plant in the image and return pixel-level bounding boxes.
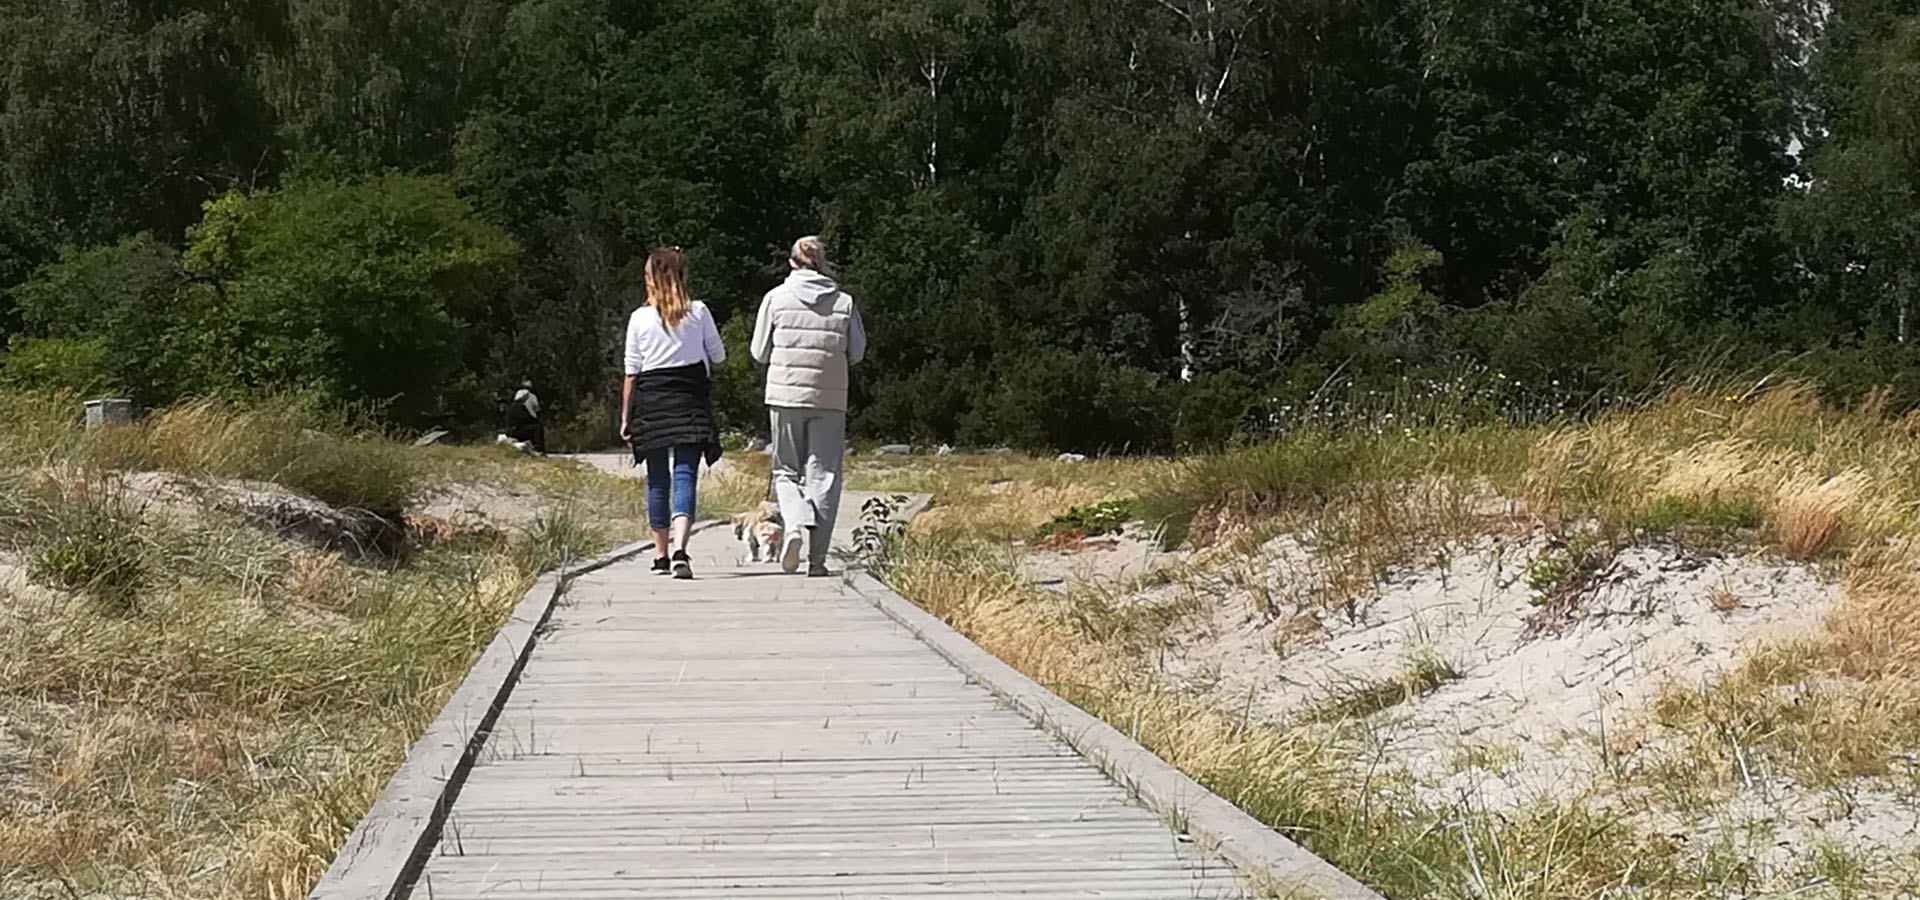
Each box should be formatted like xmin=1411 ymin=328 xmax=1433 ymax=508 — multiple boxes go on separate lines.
xmin=1807 ymin=839 xmax=1875 ymax=894
xmin=1035 ymin=499 xmax=1135 ymax=541
xmin=1525 ymin=532 xmax=1614 ymax=618
xmin=853 ymin=493 xmax=914 ymax=570
xmin=21 ymin=478 xmax=147 ymax=609
xmin=1525 ymin=553 xmax=1572 ymax=594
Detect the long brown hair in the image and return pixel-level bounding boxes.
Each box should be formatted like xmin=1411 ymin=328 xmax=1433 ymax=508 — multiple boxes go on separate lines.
xmin=645 ymin=248 xmax=692 ymax=329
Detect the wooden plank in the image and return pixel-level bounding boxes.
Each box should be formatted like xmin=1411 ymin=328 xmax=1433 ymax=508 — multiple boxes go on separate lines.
xmin=316 ymin=492 xmax=1375 ymax=900
xmin=848 ymin=574 xmax=1385 ymax=899
xmin=305 ymin=528 xmax=722 ymax=900
xmin=415 ymin=498 xmax=1263 ymax=900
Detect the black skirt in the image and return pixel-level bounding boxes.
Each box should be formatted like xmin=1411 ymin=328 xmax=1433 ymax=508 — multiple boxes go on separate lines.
xmin=627 ymin=363 xmax=723 ymax=465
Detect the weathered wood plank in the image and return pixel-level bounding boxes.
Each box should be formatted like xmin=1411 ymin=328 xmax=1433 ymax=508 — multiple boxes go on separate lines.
xmin=315 ymin=492 xmax=1377 ymax=900
xmin=413 ymin=506 xmax=1266 ymax=900
xmin=304 ymin=529 xmax=721 ymax=900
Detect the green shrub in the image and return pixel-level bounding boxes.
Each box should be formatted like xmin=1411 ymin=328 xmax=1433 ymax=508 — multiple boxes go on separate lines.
xmin=276 ymin=436 xmax=422 ymax=519
xmin=1135 ymin=431 xmax=1389 ymax=542
xmin=0 ymin=336 xmax=114 ymax=396
xmin=176 ymin=175 xmax=519 ymax=427
xmin=1169 ymin=371 xmax=1258 ymax=449
xmin=1627 ymin=495 xmax=1765 ymax=535
xmin=8 ymin=234 xmax=192 ymax=406
xmin=546 ymin=398 xmax=618 ymax=453
xmin=963 ymin=349 xmax=1172 ymax=453
xmin=1621 ymin=495 xmax=1765 ymax=555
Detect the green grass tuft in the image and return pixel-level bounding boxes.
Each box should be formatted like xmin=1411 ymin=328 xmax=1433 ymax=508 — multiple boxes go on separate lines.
xmin=1626 ymin=495 xmax=1765 ymax=553
xmin=1305 ymin=653 xmax=1466 ymax=722
xmin=9 ymin=475 xmax=148 ymax=610
xmin=520 ymin=508 xmax=608 ymax=575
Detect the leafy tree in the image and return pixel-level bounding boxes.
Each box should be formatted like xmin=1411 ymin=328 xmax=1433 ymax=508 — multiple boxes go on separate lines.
xmin=1329 ymin=240 xmax=1448 ymax=369
xmin=261 ymin=0 xmax=511 ymax=171
xmin=178 ymin=174 xmax=519 ymax=424
xmin=775 ymin=0 xmax=1016 ymax=217
xmin=0 ymin=0 xmax=284 ymax=256
xmin=3 ymin=0 xmax=1919 ymax=448
xmin=9 ymin=234 xmax=195 ymax=405
xmin=456 ymin=0 xmax=790 ymax=423
xmin=1790 ymin=14 xmax=1920 ymax=342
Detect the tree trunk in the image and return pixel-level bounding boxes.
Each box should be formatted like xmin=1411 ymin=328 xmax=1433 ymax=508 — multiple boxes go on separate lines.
xmin=1900 ymin=272 xmax=1914 ymax=344
xmin=1179 ymin=295 xmax=1195 ymax=382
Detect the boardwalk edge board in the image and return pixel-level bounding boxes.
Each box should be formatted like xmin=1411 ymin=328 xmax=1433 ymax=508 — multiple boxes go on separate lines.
xmin=307 ymin=527 xmax=718 ymax=900
xmin=849 ymin=569 xmax=1387 ymax=900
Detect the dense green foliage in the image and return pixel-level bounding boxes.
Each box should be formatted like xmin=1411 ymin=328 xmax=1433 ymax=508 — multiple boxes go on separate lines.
xmin=3 ymin=0 xmax=1920 ymax=448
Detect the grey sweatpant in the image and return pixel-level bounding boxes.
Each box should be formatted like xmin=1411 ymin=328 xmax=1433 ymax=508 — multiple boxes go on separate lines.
xmin=769 ymin=406 xmax=846 ymax=565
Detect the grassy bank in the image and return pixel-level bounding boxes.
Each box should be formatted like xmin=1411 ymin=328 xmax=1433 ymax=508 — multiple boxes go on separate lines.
xmin=0 ymin=393 xmax=760 ymax=898
xmin=857 ymin=382 xmax=1920 ymax=899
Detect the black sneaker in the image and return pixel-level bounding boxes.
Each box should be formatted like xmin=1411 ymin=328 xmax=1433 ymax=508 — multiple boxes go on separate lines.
xmin=650 ymin=556 xmax=671 ymax=576
xmin=671 ymin=550 xmax=693 ymax=580
xmin=807 ymin=561 xmax=833 ymax=578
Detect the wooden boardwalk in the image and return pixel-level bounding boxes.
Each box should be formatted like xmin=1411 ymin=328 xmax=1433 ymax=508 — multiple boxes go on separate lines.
xmin=409 ymin=499 xmax=1256 ymax=899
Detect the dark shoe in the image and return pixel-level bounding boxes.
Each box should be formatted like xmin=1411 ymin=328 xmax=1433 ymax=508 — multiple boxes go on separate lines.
xmin=650 ymin=556 xmax=671 ymax=576
xmin=807 ymin=561 xmax=833 ymax=578
xmin=671 ymin=551 xmax=693 ymax=580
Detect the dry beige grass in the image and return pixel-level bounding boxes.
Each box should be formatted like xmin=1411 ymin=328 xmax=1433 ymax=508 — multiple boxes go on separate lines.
xmin=1768 ymin=470 xmax=1868 ymax=560
xmin=1830 ymin=543 xmax=1920 ymax=678
xmin=878 ymin=515 xmax=1734 ymax=898
xmin=1524 ymin=385 xmax=1920 ymax=679
xmin=850 ymin=455 xmax=1171 ymax=543
xmin=856 ymin=381 xmax=1920 ymax=897
xmin=0 ymin=394 xmax=759 ymax=899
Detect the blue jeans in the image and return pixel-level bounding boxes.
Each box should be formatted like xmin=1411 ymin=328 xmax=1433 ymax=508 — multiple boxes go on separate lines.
xmin=643 ymin=444 xmax=702 ymax=531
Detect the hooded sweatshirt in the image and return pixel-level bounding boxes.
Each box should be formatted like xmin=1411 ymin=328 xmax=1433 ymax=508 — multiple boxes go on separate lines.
xmin=751 ymin=268 xmax=867 ymax=411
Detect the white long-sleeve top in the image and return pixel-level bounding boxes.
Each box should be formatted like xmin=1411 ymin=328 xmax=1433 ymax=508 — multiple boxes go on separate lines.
xmin=624 ymin=301 xmax=726 ymax=375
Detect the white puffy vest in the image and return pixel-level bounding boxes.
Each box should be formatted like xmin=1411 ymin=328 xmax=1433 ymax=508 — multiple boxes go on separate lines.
xmin=763 ymin=286 xmax=857 ymax=411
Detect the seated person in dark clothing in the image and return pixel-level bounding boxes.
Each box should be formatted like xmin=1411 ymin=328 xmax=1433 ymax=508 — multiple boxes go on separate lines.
xmin=500 ymin=383 xmax=546 ymax=454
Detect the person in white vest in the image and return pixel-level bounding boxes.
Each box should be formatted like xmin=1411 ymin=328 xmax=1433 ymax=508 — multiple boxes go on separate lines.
xmin=751 ymin=235 xmax=867 ymax=575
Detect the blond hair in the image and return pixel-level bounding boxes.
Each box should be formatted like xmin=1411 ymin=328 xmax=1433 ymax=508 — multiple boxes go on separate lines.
xmin=790 ymin=235 xmax=832 ymax=274
xmin=646 ymin=248 xmax=692 ymax=329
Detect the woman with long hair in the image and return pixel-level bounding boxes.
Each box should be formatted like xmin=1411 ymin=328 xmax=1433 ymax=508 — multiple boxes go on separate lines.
xmin=750 ymin=235 xmax=866 ymax=576
xmin=622 ymin=248 xmax=726 ymax=579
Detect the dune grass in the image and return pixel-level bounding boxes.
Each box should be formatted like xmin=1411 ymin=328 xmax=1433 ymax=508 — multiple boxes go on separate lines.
xmin=0 ymin=393 xmax=760 ymax=899
xmin=1 ymin=394 xmax=423 ymax=517
xmin=877 ymin=535 xmax=1726 ymax=899
xmin=856 ymin=380 xmax=1920 ymax=899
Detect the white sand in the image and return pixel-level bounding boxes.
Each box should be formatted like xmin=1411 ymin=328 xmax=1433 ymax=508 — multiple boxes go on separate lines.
xmin=1022 ymin=518 xmax=1920 ymax=879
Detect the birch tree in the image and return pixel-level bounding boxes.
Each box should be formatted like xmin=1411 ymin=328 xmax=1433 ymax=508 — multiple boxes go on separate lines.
xmin=1145 ymin=0 xmax=1266 ymax=381
xmin=775 ymin=0 xmax=1008 ymax=206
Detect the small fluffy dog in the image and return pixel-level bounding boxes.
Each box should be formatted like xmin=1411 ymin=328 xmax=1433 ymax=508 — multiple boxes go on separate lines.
xmin=731 ymin=501 xmax=784 ymax=562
